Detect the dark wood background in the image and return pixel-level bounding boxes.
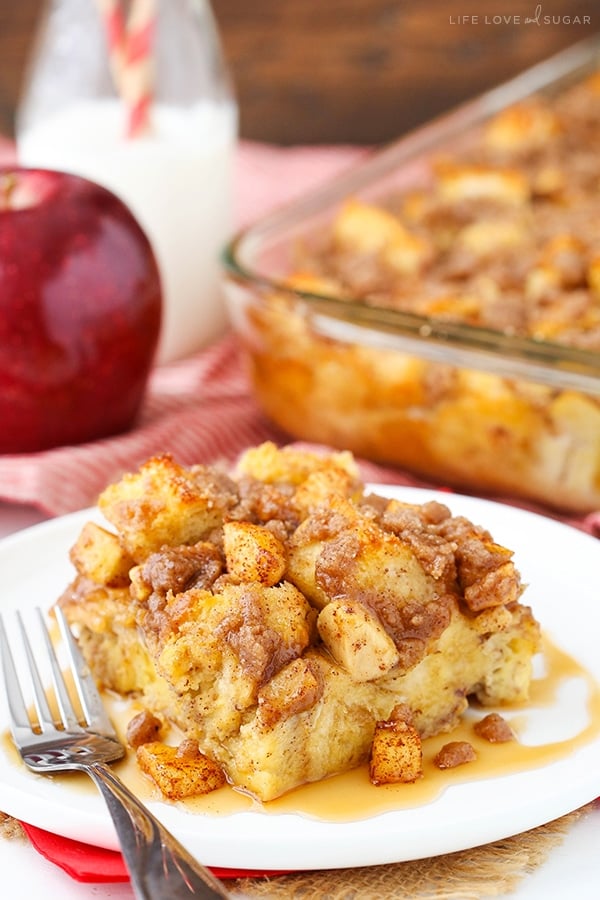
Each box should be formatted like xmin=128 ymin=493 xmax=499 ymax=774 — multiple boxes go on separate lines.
xmin=1 ymin=0 xmax=597 ymax=145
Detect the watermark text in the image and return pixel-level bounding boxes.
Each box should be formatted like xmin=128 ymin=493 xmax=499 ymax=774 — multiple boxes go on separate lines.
xmin=449 ymin=6 xmax=591 ymax=26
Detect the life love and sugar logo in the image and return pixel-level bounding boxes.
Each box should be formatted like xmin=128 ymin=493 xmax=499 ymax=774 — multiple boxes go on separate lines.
xmin=449 ymin=4 xmax=591 ymax=27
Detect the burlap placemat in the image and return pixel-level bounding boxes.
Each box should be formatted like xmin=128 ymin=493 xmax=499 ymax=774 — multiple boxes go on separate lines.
xmin=1 ymin=804 xmax=594 ymax=898
xmin=0 ymin=812 xmax=25 ymax=841
xmin=233 ymin=806 xmax=591 ymax=899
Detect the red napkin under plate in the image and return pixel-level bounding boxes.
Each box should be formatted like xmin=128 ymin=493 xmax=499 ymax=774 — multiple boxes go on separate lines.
xmin=20 ymin=821 xmax=290 ymax=883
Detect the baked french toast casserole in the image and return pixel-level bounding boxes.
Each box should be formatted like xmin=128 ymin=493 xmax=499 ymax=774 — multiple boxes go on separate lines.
xmin=58 ymin=443 xmax=540 ymax=801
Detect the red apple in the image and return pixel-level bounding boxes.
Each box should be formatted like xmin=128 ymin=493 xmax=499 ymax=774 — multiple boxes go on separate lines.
xmin=0 ymin=167 xmax=162 ymax=453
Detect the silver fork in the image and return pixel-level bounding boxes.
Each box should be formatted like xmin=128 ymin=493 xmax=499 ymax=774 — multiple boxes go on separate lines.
xmin=0 ymin=606 xmax=231 ymax=899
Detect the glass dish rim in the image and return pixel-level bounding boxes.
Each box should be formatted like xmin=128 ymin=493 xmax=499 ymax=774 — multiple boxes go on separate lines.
xmin=223 ymin=35 xmax=600 ymax=397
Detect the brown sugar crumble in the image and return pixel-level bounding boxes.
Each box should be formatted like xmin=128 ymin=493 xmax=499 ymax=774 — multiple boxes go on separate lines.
xmin=126 ymin=709 xmax=163 ymax=749
xmin=433 ymin=741 xmax=477 ymax=769
xmin=474 ymin=712 xmax=516 ymax=743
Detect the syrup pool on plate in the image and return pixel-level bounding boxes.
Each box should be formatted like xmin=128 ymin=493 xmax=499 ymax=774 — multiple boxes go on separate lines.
xmin=77 ymin=634 xmax=600 ymax=823
xmin=18 ymin=97 xmax=238 ymax=363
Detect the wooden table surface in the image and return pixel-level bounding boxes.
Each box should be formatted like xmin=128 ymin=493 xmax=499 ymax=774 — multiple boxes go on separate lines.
xmin=0 ymin=0 xmax=598 ymax=145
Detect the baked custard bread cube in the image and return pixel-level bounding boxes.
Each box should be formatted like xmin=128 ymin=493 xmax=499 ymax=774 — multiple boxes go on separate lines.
xmin=58 ymin=442 xmax=541 ymax=802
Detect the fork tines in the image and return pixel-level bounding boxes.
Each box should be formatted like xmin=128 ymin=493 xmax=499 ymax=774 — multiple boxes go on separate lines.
xmin=0 ymin=607 xmax=115 ymax=740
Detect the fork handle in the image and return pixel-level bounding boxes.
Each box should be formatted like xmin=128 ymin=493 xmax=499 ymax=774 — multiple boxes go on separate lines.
xmin=87 ymin=762 xmax=231 ymax=899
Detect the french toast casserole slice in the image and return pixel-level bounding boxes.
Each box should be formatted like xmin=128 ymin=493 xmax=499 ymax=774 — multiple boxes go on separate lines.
xmin=58 ymin=442 xmax=540 ymax=801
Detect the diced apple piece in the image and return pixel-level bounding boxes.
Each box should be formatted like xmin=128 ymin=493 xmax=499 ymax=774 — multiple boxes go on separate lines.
xmin=317 ymin=599 xmax=400 ymax=681
xmin=137 ymin=740 xmax=226 ymax=800
xmin=369 ymin=718 xmax=423 ymax=785
xmin=69 ymin=521 xmax=134 ymax=588
xmin=257 ymin=658 xmax=324 ymax=727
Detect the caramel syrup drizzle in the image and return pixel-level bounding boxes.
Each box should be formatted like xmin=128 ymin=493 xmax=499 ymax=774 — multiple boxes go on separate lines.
xmin=3 ymin=636 xmax=599 ymax=822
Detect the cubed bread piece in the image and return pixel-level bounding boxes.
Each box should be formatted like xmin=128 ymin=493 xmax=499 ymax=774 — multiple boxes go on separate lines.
xmin=456 ymin=218 xmax=526 ymax=257
xmin=484 ymin=100 xmax=561 ymax=153
xmin=333 ymin=199 xmax=431 ymax=276
xmin=223 ymin=521 xmax=286 ymax=586
xmin=98 ymin=455 xmax=237 ymax=562
xmin=434 ymin=162 xmax=529 ymax=205
xmin=237 ymin=440 xmax=358 ymax=487
xmin=69 ymin=522 xmax=134 ymax=588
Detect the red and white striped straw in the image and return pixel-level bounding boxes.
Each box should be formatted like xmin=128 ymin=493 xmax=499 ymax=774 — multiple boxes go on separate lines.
xmin=95 ymin=0 xmax=156 ymax=138
xmin=120 ymin=0 xmax=156 ymax=138
xmin=95 ymin=0 xmax=127 ymax=86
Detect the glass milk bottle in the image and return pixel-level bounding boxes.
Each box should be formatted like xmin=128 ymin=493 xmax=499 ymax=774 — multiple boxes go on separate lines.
xmin=17 ymin=0 xmax=238 ymax=364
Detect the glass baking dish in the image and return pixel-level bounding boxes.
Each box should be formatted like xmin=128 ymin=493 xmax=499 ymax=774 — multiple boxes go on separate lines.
xmin=223 ymin=36 xmax=600 ymax=514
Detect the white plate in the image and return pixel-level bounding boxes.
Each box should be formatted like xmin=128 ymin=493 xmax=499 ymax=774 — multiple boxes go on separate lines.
xmin=1 ymin=487 xmax=599 ymax=872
